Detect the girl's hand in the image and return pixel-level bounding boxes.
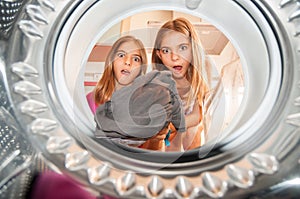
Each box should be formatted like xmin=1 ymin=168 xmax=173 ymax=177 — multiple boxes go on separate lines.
xmin=139 ymin=126 xmax=169 ymax=151
xmin=185 ymin=101 xmax=201 ymax=128
xmin=183 ymin=123 xmax=204 ymax=150
xmin=151 ymin=126 xmax=169 ymax=141
xmin=165 ymin=123 xmax=184 ymax=152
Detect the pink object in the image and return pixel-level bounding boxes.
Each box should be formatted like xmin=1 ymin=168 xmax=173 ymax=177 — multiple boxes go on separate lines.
xmin=29 ymin=171 xmax=96 ymax=199
xmin=29 ymin=171 xmax=119 ymax=199
xmin=86 ymin=91 xmax=98 ymax=114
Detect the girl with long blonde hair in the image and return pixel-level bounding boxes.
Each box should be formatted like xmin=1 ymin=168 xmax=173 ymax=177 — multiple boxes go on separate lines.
xmin=88 ymin=35 xmax=182 ymax=151
xmin=152 ymin=17 xmax=212 ymax=150
xmin=87 ymin=35 xmax=148 ymax=113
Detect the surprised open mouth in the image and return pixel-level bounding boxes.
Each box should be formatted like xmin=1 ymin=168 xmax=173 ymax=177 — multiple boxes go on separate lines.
xmin=173 ymin=65 xmax=183 ymax=72
xmin=121 ymin=69 xmax=130 ymax=75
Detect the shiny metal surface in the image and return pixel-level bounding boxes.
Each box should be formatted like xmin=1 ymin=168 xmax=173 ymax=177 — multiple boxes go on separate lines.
xmin=0 ymin=1 xmax=46 ymax=198
xmin=0 ymin=59 xmax=34 ymax=198
xmin=0 ymin=0 xmax=299 ymax=198
xmin=0 ymin=0 xmax=24 ymax=39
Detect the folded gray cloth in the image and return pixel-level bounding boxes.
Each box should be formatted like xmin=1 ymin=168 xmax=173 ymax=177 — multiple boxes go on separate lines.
xmin=94 ymin=70 xmax=186 ymax=145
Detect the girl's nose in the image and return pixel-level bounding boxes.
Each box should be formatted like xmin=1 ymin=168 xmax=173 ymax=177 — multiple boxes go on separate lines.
xmin=171 ymin=52 xmax=179 ymax=61
xmin=125 ymin=56 xmax=131 ymax=66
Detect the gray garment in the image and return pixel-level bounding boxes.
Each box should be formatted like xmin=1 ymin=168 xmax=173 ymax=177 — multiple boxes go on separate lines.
xmin=94 ymin=70 xmax=186 ymax=143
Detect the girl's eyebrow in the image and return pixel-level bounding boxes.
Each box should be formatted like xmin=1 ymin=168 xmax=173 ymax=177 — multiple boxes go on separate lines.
xmin=116 ymin=50 xmax=141 ymax=57
xmin=160 ymin=42 xmax=190 ymax=48
xmin=116 ymin=50 xmax=125 ymax=53
xmin=159 ymin=46 xmax=169 ymax=49
xmin=132 ymin=54 xmax=142 ymax=58
xmin=177 ymin=42 xmax=190 ymax=47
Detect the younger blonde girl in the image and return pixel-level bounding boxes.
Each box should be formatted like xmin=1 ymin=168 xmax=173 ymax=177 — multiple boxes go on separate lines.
xmin=87 ymin=35 xmax=179 ymax=151
xmin=86 ymin=35 xmax=148 ymax=113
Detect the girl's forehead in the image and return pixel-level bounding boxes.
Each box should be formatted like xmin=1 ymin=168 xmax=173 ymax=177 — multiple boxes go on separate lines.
xmin=161 ymin=31 xmax=190 ymax=46
xmin=117 ymin=41 xmax=141 ymax=53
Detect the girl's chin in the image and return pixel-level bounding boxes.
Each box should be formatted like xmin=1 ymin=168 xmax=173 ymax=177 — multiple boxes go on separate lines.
xmin=118 ymin=81 xmax=133 ymax=86
xmin=171 ymin=71 xmax=185 ymax=79
xmin=116 ymin=78 xmax=134 ymax=87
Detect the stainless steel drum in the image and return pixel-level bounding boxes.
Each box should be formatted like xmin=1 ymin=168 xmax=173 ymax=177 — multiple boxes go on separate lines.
xmin=0 ymin=0 xmax=299 ymax=198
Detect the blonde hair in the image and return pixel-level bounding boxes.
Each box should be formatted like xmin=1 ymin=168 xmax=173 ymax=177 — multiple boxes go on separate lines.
xmin=94 ymin=35 xmax=147 ymax=105
xmin=152 ymin=17 xmax=209 ymax=109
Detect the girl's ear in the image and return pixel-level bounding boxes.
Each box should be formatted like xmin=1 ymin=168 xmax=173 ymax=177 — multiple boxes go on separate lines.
xmin=156 ymin=50 xmax=162 ymax=60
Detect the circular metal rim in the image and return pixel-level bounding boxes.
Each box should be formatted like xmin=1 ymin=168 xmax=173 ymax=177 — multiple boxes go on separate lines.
xmin=51 ymin=0 xmax=285 ymax=171
xmin=2 ymin=0 xmax=299 ymax=198
xmin=53 ymin=0 xmax=278 ymax=166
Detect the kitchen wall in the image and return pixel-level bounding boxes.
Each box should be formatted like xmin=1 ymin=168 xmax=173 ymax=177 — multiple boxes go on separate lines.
xmin=83 ymin=11 xmax=244 ymax=109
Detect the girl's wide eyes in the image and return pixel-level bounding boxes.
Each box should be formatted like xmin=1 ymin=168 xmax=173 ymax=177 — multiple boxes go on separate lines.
xmin=160 ymin=45 xmax=188 ymax=54
xmin=116 ymin=53 xmax=141 ymax=63
xmin=161 ymin=48 xmax=170 ymax=54
xmin=133 ymin=56 xmax=141 ymax=62
xmin=117 ymin=52 xmax=125 ymax=58
xmin=179 ymin=45 xmax=188 ymax=51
